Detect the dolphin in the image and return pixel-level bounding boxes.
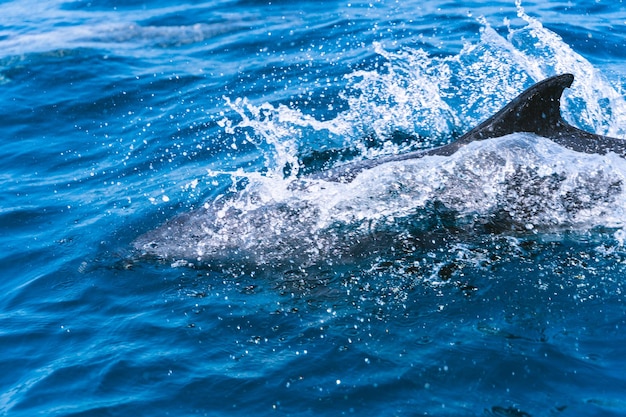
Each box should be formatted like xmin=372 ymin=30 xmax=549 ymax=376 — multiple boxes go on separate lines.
xmin=133 ymin=73 xmax=626 ymax=266
xmin=322 ymin=73 xmax=626 ymax=182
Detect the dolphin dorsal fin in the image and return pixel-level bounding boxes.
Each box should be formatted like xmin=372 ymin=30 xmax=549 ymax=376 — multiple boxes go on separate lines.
xmin=458 ymin=73 xmax=574 ymax=143
xmin=324 ymin=73 xmax=626 ymax=181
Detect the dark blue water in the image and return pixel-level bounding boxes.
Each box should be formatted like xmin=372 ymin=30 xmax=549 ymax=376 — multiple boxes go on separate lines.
xmin=2 ymin=1 xmax=626 ymax=415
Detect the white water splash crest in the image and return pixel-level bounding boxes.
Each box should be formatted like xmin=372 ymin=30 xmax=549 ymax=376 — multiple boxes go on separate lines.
xmin=339 ymin=42 xmax=458 ymax=150
xmin=222 ymin=96 xmax=352 ymax=179
xmin=215 ymin=10 xmax=626 ymax=180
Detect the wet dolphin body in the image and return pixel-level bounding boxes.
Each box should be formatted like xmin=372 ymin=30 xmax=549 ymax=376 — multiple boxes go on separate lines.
xmin=133 ymin=73 xmax=626 ymax=266
xmin=323 ymin=73 xmax=626 ymax=182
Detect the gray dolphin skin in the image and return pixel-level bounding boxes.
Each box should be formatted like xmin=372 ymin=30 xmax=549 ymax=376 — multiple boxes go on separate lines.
xmin=324 ymin=73 xmax=626 ymax=182
xmin=134 ymin=73 xmax=626 ymax=266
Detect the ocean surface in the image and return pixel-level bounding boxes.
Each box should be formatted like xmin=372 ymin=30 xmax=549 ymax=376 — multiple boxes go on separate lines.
xmin=2 ymin=0 xmax=626 ymax=415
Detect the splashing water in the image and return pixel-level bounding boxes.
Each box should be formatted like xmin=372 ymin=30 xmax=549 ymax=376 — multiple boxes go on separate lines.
xmin=215 ymin=7 xmax=626 ymax=179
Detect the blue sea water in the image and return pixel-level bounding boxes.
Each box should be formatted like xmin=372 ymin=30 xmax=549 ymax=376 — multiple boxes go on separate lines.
xmin=2 ymin=0 xmax=626 ymax=415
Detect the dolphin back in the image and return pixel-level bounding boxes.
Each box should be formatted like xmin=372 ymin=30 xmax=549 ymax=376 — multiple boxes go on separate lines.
xmin=320 ymin=73 xmax=626 ymax=182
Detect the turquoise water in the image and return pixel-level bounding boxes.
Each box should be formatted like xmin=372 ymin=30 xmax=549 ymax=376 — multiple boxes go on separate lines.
xmin=2 ymin=1 xmax=626 ymax=415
